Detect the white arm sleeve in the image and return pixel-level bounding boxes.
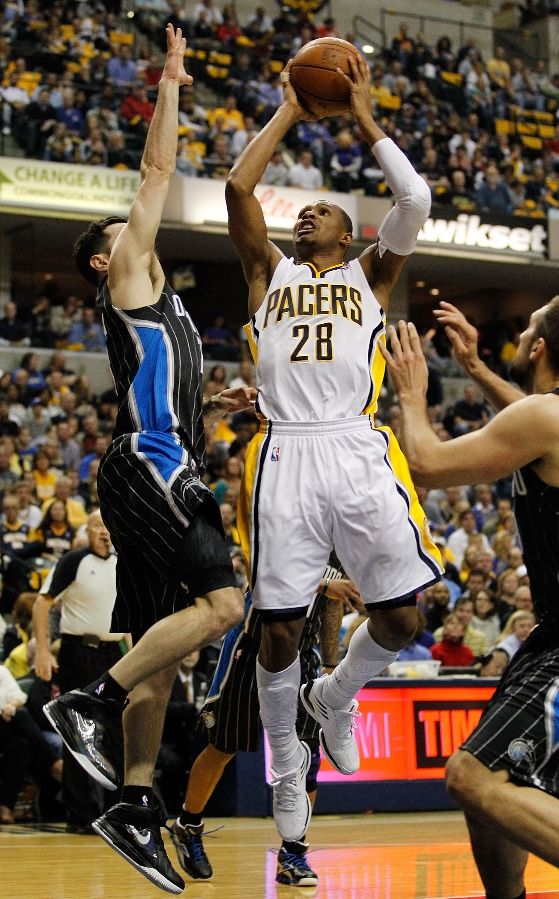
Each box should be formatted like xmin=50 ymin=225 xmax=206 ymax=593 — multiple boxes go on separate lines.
xmin=373 ymin=138 xmax=431 ymax=257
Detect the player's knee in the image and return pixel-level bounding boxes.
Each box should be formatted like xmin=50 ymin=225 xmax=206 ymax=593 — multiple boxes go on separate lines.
xmin=223 ymin=588 xmax=244 ymax=629
xmin=265 ymin=618 xmax=303 ymax=653
xmin=257 ymin=617 xmax=304 ymax=670
xmin=445 ymin=750 xmax=475 ymax=806
xmin=369 ymin=605 xmax=419 ymax=650
xmin=207 ymin=587 xmax=243 ymax=640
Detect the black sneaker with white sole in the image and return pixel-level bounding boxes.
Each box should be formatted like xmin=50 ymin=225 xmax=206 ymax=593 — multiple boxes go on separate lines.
xmin=276 ymin=841 xmax=318 ymax=887
xmin=92 ymin=802 xmax=184 ymax=895
xmin=43 ymin=690 xmax=125 ymax=791
xmin=171 ymin=820 xmax=213 ymax=880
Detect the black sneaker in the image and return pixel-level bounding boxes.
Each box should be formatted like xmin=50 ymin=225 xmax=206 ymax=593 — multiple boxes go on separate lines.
xmin=171 ymin=820 xmax=213 ymax=880
xmin=43 ymin=690 xmax=125 ymax=791
xmin=276 ymin=842 xmax=318 ymax=887
xmin=92 ymin=802 xmax=184 ymax=894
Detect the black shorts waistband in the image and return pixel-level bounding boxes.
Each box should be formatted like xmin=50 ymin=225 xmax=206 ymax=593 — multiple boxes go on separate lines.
xmin=61 ymin=634 xmax=122 ymax=649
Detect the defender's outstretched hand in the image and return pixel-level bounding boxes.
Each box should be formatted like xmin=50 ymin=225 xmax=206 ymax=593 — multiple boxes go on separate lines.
xmin=162 ymin=23 xmax=193 ymax=85
xmin=216 ymin=386 xmax=257 ymax=413
xmin=380 ymin=321 xmax=429 ymax=403
xmin=434 ymin=301 xmax=480 ymax=374
xmin=336 ymin=53 xmax=373 ymax=124
xmin=325 ymin=578 xmax=365 ymax=613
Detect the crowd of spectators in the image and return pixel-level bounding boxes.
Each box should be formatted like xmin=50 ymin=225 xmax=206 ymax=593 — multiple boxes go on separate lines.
xmin=0 ymin=289 xmax=107 ymax=352
xmin=2 ymin=2 xmax=559 ymax=215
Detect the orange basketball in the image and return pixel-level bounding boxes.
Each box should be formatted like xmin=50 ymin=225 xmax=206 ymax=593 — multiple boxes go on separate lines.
xmin=290 ymin=37 xmax=361 ymax=118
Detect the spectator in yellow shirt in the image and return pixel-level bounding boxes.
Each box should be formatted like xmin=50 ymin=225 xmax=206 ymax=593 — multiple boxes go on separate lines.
xmin=207 ymin=94 xmax=244 ymax=135
xmin=370 ymin=67 xmax=393 ymax=109
xmin=40 ymin=475 xmax=88 ymax=530
xmin=32 ymin=449 xmax=58 ymax=501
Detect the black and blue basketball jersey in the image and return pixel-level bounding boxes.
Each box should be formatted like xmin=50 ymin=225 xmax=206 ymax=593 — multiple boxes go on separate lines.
xmin=513 ymin=391 xmax=559 ymax=627
xmin=96 ymin=279 xmax=213 ymax=628
xmin=97 ymin=278 xmax=206 ymax=470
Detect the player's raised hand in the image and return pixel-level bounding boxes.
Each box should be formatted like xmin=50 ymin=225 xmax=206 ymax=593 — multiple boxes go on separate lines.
xmin=336 ymin=53 xmax=372 ymax=124
xmin=280 ymin=59 xmax=322 ymax=121
xmin=433 ymin=301 xmax=480 ymax=374
xmin=380 ymin=321 xmax=429 ymax=402
xmin=162 ymin=23 xmax=193 ymax=86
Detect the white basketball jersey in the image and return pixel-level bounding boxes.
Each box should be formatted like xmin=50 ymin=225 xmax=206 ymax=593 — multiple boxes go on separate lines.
xmin=245 ymin=257 xmax=386 ymax=422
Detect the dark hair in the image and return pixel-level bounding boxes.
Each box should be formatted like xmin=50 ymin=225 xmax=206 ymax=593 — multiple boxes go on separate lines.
xmin=479 ymin=647 xmax=509 ymax=668
xmin=20 ymin=352 xmax=35 ymax=370
xmin=39 ymin=498 xmax=70 ymax=533
xmin=474 ymin=589 xmax=497 ymax=612
xmin=467 ymin=568 xmax=485 ymax=580
xmin=73 ymin=216 xmax=127 ymax=285
xmin=33 ymin=449 xmax=50 ymax=467
xmin=454 ymin=596 xmax=474 ymax=609
xmin=12 ymin=592 xmax=37 ymax=629
xmin=208 ymin=364 xmax=226 ymax=382
xmin=535 ymin=296 xmax=559 ymax=372
xmin=335 ymin=205 xmax=353 ymax=235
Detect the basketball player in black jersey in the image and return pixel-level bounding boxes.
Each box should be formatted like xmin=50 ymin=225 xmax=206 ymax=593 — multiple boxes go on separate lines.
xmin=383 ymin=300 xmax=559 ymax=899
xmin=42 ymin=26 xmax=247 ymax=894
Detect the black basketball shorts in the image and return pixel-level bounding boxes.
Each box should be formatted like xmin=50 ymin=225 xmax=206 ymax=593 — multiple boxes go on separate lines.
xmin=123 ymin=496 xmax=236 ymax=641
xmin=201 ymin=607 xmax=320 ymax=755
xmin=462 ymin=625 xmax=559 ymax=796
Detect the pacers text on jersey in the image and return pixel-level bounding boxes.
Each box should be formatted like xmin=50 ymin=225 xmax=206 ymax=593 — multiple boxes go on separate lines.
xmin=262 ymin=282 xmax=363 ymax=329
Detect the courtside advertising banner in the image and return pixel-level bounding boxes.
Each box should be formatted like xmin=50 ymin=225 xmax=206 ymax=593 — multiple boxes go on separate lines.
xmin=264 ymin=682 xmax=495 ymax=784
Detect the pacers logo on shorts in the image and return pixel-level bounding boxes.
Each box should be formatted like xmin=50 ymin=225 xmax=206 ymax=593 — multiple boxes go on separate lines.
xmin=271 ymin=446 xmax=281 ymax=462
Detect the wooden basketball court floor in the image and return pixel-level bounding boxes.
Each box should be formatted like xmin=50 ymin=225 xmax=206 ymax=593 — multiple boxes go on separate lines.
xmin=2 ymin=811 xmax=559 ymax=899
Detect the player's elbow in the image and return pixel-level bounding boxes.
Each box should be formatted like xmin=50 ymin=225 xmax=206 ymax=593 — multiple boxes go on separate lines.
xmin=141 ymin=163 xmax=173 ymax=185
xmin=395 ymin=175 xmax=432 ymax=221
xmin=226 ymin=168 xmax=252 ymax=199
xmin=408 ymin=458 xmax=440 ymax=488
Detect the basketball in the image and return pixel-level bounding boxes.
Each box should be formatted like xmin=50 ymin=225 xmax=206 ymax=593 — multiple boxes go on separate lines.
xmin=290 ymin=37 xmax=361 ymax=118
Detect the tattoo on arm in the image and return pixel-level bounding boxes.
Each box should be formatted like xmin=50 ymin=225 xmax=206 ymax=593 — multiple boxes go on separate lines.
xmin=319 ymin=599 xmax=344 ymax=668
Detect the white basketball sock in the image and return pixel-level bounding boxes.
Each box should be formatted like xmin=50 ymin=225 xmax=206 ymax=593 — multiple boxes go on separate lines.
xmin=256 ymin=655 xmax=302 ymax=774
xmin=321 ymin=621 xmax=398 ymax=709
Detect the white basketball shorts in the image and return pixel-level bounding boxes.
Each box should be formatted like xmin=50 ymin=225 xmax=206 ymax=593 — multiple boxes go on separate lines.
xmin=237 ymin=416 xmax=443 ymax=613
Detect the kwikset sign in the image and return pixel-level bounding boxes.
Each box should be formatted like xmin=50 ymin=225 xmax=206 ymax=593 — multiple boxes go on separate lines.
xmin=418 ymin=211 xmax=546 ymax=257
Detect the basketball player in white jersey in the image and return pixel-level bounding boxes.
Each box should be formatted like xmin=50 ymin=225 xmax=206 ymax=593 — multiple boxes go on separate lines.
xmin=225 ymin=53 xmax=443 ymax=842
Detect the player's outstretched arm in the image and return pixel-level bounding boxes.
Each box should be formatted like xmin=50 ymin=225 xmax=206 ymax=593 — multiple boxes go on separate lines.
xmin=380 ymin=320 xmax=559 ymax=487
xmin=225 ymin=61 xmax=311 ymax=315
xmin=202 ymin=386 xmax=257 ymax=426
xmin=337 ymin=55 xmax=431 ymax=310
xmin=108 ymin=24 xmax=192 ymax=310
xmin=434 ymin=301 xmax=525 ymax=410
